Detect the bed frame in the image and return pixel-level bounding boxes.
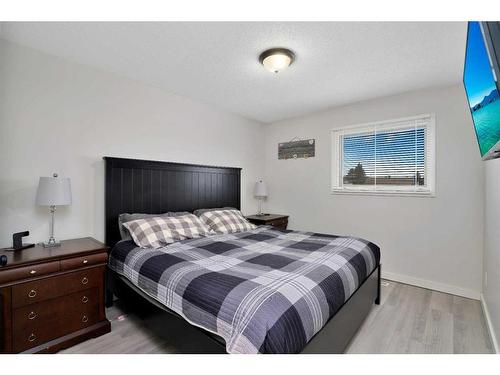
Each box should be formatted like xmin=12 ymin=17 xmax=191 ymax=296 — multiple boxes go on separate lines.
xmin=104 ymin=156 xmax=381 ymax=354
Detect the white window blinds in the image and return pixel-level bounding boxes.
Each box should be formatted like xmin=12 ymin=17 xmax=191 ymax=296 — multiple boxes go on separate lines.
xmin=331 ymin=114 xmax=435 ymax=195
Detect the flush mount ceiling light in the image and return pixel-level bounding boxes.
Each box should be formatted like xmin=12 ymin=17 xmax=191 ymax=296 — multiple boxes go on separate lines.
xmin=259 ymin=48 xmax=295 ymax=73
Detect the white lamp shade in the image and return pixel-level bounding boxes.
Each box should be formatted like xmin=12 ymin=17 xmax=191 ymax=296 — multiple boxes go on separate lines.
xmin=36 ymin=176 xmax=72 ymax=206
xmin=254 ymin=180 xmax=268 ymax=198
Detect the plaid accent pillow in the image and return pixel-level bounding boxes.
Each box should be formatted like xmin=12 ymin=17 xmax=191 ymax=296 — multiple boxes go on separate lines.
xmin=199 ymin=209 xmax=256 ymax=234
xmin=123 ymin=214 xmax=212 ymax=248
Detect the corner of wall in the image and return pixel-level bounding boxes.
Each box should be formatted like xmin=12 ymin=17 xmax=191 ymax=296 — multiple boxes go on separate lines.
xmin=481 ymin=293 xmax=499 ymax=353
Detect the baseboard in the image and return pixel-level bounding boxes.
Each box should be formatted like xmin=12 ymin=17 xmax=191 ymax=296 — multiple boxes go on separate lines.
xmin=480 ymin=294 xmax=499 ymax=354
xmin=382 ymin=271 xmax=481 ymax=300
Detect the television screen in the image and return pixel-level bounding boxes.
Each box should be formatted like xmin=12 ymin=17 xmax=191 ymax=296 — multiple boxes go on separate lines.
xmin=463 ymin=21 xmax=500 ymax=160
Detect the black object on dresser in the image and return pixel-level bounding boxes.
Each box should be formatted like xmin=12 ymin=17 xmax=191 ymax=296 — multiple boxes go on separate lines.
xmin=0 ymin=237 xmax=111 ymax=353
xmin=12 ymin=231 xmax=35 ymax=251
xmin=246 ymin=214 xmax=289 ymax=230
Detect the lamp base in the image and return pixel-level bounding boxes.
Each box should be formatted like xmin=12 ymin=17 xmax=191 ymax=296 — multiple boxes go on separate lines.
xmin=255 ymin=213 xmax=269 ymax=217
xmin=41 ymin=240 xmax=61 ymax=248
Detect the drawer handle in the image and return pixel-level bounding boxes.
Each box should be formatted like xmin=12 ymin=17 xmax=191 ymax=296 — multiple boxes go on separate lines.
xmin=81 ymin=277 xmax=88 ymax=285
xmin=28 ymin=289 xmax=37 ymax=298
xmin=28 ymin=311 xmax=37 ymax=320
xmin=82 ymin=315 xmax=88 ymax=323
xmin=28 ymin=333 xmax=37 ymax=342
xmin=82 ymin=259 xmax=88 ymax=264
xmin=82 ymin=296 xmax=89 ymax=303
xmin=29 ymin=270 xmax=37 ymax=275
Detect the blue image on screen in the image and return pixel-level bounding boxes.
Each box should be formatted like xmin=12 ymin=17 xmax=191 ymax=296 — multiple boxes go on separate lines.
xmin=463 ymin=21 xmax=500 ymax=158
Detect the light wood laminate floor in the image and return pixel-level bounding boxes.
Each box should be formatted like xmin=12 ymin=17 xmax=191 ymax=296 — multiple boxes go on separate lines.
xmin=63 ymin=280 xmax=493 ymax=354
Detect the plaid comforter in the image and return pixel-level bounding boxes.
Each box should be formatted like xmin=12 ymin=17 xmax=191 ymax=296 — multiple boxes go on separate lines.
xmin=109 ymin=226 xmax=380 ymax=354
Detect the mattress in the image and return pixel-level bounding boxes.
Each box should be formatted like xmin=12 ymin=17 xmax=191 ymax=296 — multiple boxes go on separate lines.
xmin=108 ymin=226 xmax=380 ymax=353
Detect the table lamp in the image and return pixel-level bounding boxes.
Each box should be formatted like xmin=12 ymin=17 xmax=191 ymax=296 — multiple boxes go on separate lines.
xmin=254 ymin=180 xmax=268 ymax=216
xmin=36 ymin=173 xmax=72 ymax=247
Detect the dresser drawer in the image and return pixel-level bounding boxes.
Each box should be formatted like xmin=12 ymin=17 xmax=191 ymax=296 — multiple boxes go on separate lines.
xmin=12 ymin=288 xmax=100 ymax=352
xmin=268 ymin=218 xmax=288 ymax=229
xmin=11 ymin=266 xmax=104 ymax=308
xmin=60 ymin=252 xmax=108 ymax=271
xmin=0 ymin=261 xmax=60 ymax=285
xmin=13 ymin=287 xmax=99 ymax=333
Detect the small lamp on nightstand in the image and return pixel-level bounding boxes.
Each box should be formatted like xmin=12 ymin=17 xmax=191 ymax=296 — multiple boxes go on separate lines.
xmin=36 ymin=173 xmax=72 ymax=247
xmin=254 ymin=180 xmax=268 ymax=216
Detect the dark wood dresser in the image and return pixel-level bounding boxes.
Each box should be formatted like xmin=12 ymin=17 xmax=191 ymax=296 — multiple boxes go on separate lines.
xmin=246 ymin=214 xmax=289 ymax=230
xmin=0 ymin=237 xmax=111 ymax=353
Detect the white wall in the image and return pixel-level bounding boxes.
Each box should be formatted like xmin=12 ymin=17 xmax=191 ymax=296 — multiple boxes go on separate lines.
xmin=483 ymin=159 xmax=500 ymax=351
xmin=264 ymin=85 xmax=484 ymax=299
xmin=0 ymin=39 xmax=265 ymax=248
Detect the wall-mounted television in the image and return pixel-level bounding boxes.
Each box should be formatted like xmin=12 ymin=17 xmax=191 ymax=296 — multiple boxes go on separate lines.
xmin=463 ymin=21 xmax=500 ymax=160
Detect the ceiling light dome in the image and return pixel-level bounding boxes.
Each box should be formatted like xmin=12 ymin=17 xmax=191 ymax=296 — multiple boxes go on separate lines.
xmin=259 ymin=48 xmax=295 ymax=73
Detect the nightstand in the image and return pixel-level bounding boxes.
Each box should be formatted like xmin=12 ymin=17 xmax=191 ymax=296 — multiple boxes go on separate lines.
xmin=246 ymin=214 xmax=289 ymax=230
xmin=0 ymin=237 xmax=111 ymax=353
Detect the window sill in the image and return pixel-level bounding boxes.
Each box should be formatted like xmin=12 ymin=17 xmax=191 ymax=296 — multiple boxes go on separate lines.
xmin=330 ymin=189 xmax=435 ymax=198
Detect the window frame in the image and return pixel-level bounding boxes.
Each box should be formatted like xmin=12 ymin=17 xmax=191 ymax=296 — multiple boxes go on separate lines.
xmin=331 ymin=114 xmax=436 ymax=197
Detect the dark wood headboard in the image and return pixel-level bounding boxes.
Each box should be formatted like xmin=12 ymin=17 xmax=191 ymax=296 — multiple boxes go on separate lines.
xmin=104 ymin=157 xmax=241 ymax=247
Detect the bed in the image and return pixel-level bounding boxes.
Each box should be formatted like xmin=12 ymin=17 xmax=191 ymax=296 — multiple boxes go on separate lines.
xmin=104 ymin=157 xmax=381 ymax=354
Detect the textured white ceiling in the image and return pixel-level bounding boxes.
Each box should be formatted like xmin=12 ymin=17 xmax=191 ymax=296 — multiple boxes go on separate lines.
xmin=0 ymin=22 xmax=467 ymax=123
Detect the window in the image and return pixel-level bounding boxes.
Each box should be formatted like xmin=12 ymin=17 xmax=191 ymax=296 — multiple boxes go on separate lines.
xmin=331 ymin=114 xmax=435 ymax=196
